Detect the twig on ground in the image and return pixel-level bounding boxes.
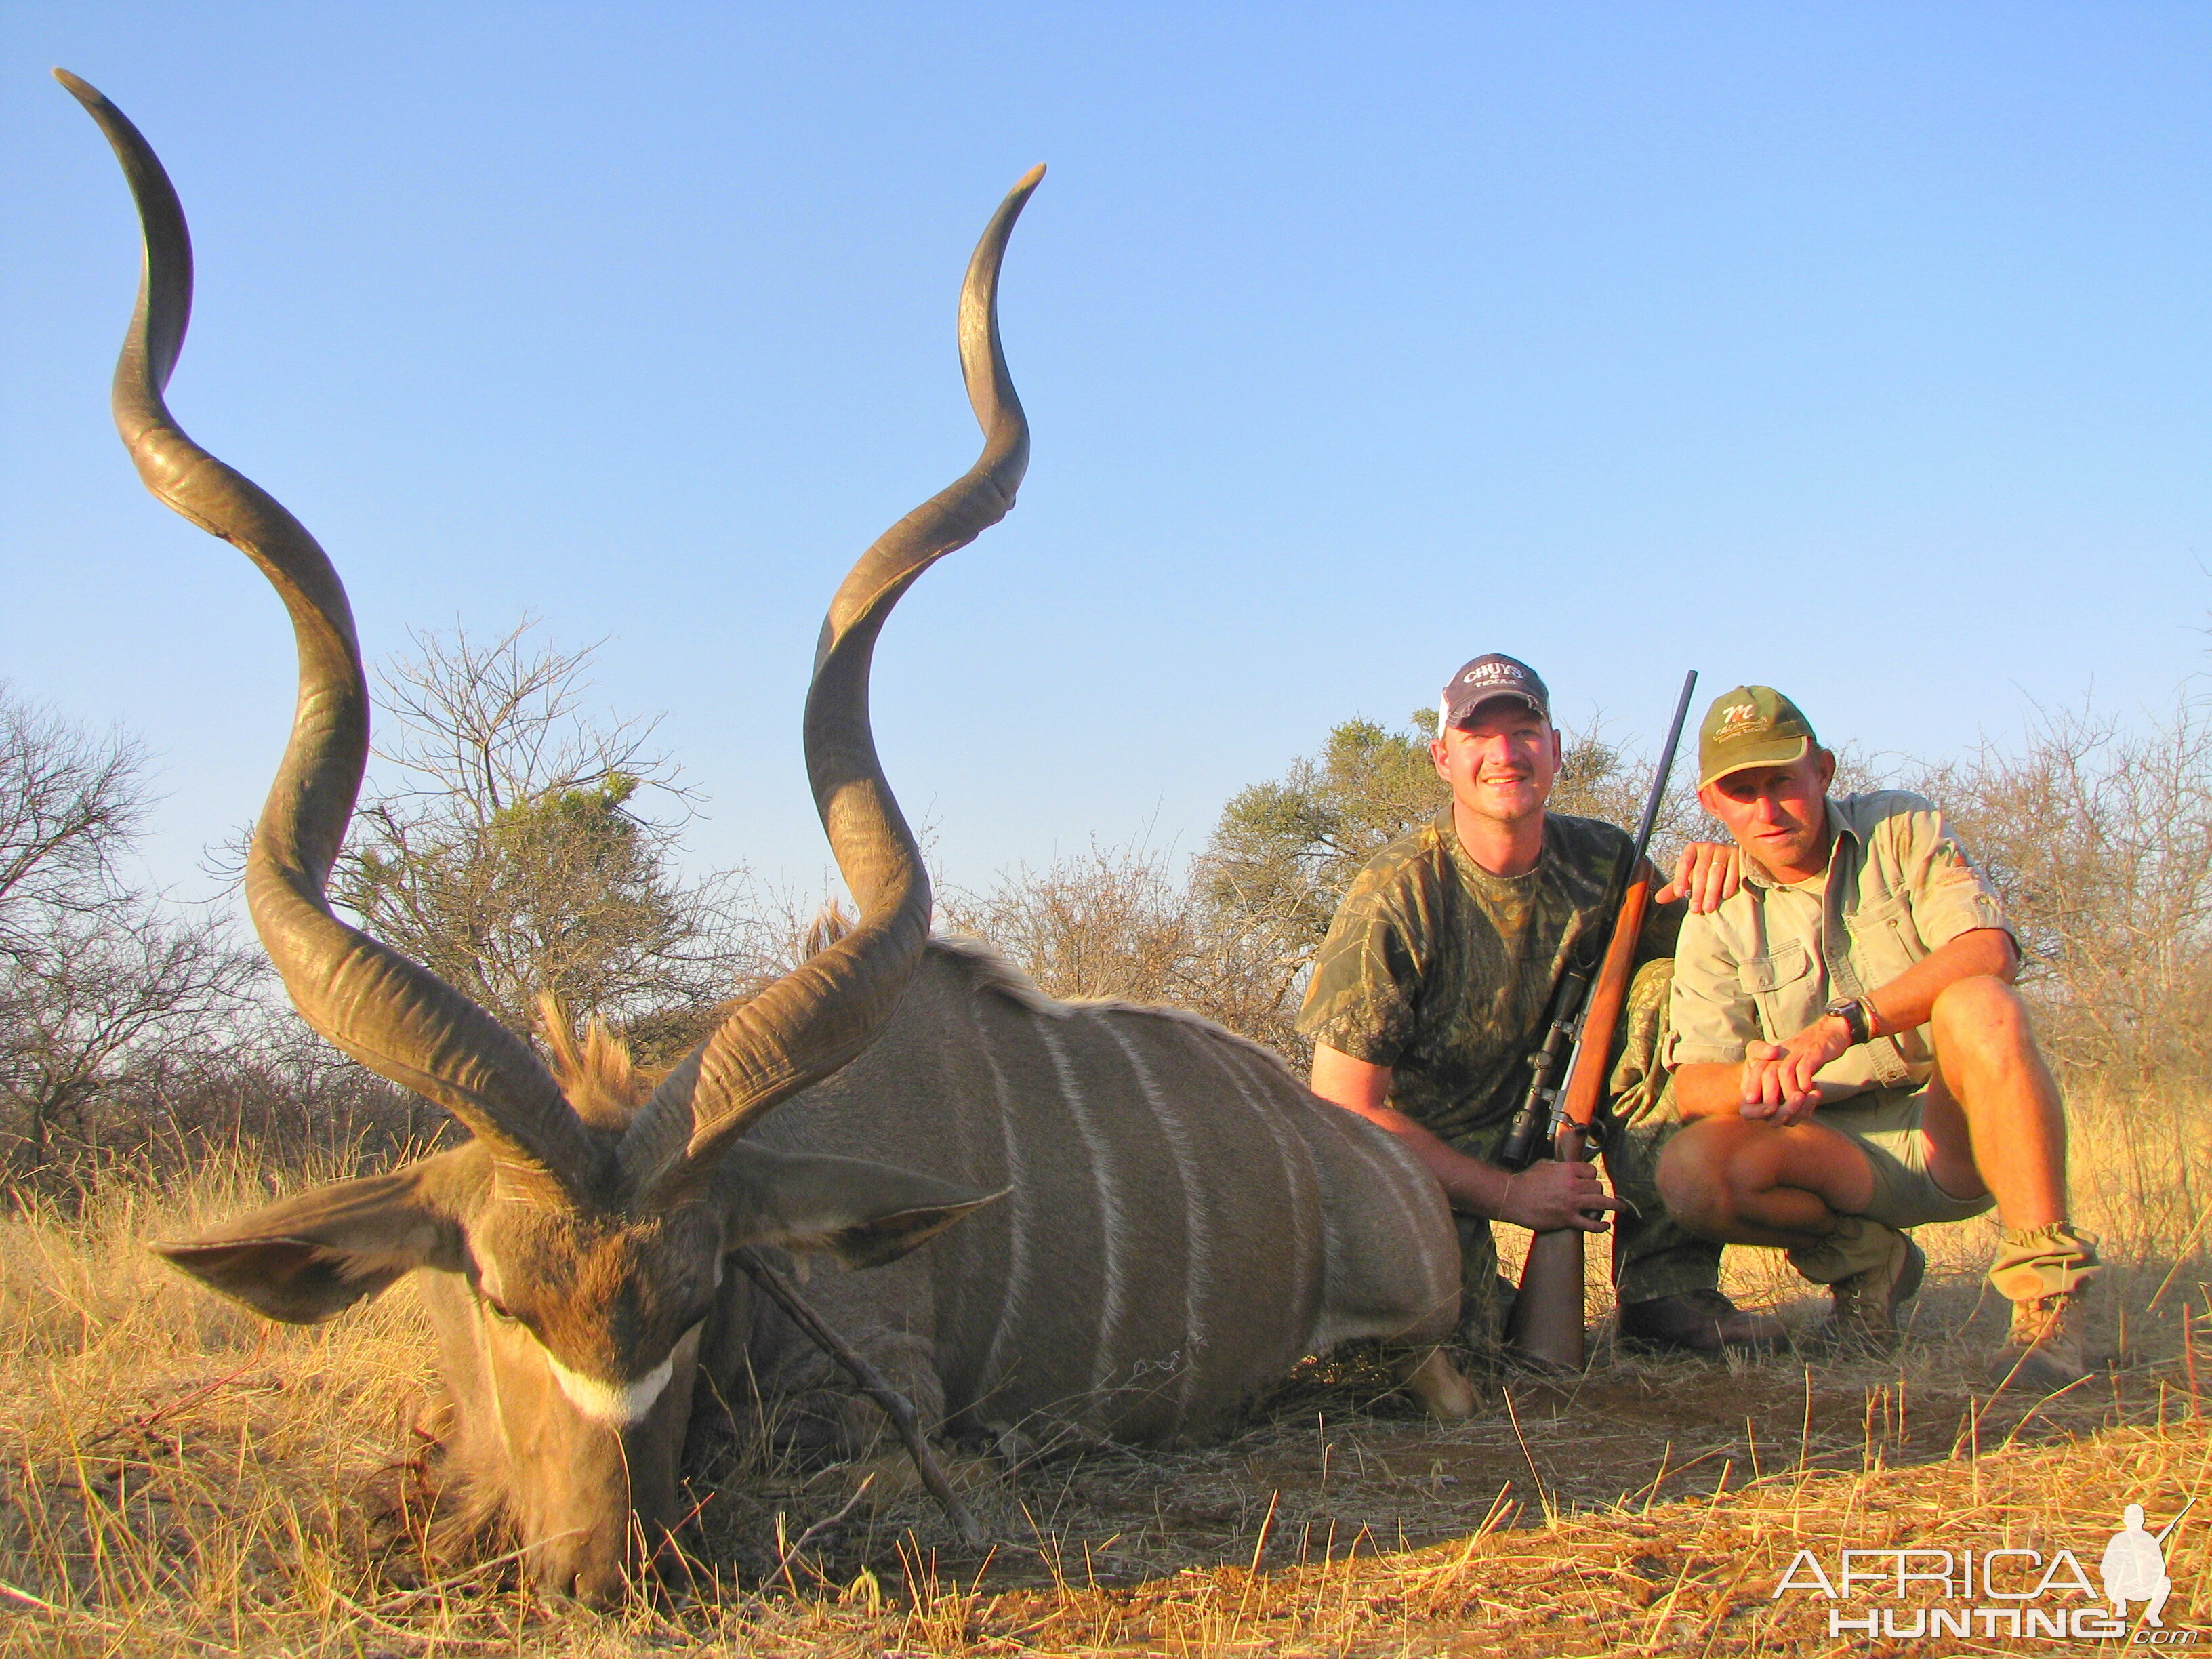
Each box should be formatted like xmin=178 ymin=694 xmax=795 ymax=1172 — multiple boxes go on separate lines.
xmin=1500 ymin=1387 xmax=1555 ymax=1523
xmin=82 ymin=1326 xmax=270 ymax=1450
xmin=775 ymin=1472 xmax=875 ymax=1593
xmin=2187 ymin=1302 xmax=2203 ymax=1419
xmin=735 ymin=1247 xmax=984 ymax=1544
xmin=374 ymin=1530 xmax=587 ymax=1606
xmin=0 ymin=1577 xmax=69 ymax=1615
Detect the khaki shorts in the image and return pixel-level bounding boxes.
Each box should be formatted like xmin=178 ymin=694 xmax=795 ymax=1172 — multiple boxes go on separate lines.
xmin=1817 ymin=1086 xmax=1995 ymax=1229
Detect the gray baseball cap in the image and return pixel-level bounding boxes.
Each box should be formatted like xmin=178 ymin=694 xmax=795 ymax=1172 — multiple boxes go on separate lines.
xmin=1438 ymin=653 xmax=1551 ymax=735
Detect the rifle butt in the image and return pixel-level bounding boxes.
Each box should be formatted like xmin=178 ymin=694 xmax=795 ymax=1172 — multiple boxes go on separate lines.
xmin=1504 ymin=1227 xmax=1586 ymax=1372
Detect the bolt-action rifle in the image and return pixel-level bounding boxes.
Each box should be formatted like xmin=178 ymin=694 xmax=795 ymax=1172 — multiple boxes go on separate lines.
xmin=1502 ymin=670 xmax=1698 ymax=1372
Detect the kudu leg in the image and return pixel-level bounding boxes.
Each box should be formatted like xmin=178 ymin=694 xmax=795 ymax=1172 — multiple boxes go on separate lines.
xmin=733 ymin=1249 xmax=983 ymax=1546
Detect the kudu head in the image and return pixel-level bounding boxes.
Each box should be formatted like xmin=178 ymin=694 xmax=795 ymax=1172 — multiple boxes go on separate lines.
xmin=58 ymin=70 xmax=1040 ymax=1604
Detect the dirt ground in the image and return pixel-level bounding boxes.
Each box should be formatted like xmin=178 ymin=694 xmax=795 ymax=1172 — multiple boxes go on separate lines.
xmin=668 ymin=1265 xmax=2187 ymax=1601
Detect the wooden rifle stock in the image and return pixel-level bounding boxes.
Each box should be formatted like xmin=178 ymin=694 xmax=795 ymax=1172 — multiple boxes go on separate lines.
xmin=1501 ymin=867 xmax=1653 ymax=1372
xmin=1503 ymin=668 xmax=1696 ymax=1373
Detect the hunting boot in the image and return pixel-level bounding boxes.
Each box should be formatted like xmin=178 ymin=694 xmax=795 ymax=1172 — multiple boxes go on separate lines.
xmin=1790 ymin=1216 xmax=1924 ymax=1355
xmin=1618 ymin=1290 xmax=1788 ymax=1355
xmin=1986 ymin=1223 xmax=2101 ymax=1392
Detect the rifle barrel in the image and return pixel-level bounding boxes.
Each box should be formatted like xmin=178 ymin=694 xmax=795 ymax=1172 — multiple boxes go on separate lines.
xmin=1629 ymin=670 xmax=1699 ymax=865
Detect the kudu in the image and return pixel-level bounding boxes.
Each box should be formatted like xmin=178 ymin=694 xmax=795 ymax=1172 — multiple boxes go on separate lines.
xmin=61 ymin=73 xmax=1467 ymax=1604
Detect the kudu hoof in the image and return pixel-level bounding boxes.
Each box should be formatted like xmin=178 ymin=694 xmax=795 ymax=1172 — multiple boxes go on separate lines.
xmin=1404 ymin=1347 xmax=1478 ymax=1422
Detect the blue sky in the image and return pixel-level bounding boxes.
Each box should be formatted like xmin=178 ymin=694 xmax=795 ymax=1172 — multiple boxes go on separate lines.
xmin=3 ymin=3 xmax=2207 ymax=904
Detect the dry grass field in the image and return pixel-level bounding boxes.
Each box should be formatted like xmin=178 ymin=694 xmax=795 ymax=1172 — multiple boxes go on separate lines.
xmin=1 ymin=1084 xmax=2205 ymax=1657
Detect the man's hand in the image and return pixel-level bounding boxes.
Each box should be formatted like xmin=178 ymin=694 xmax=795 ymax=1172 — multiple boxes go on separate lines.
xmin=1658 ymin=840 xmax=1742 ymax=913
xmin=1497 ymin=1159 xmax=1620 ymax=1233
xmin=1738 ymin=1017 xmax=1852 ymax=1124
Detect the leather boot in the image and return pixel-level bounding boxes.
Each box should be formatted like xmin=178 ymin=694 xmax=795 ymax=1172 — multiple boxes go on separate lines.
xmin=1618 ymin=1288 xmax=1787 ymax=1355
xmin=1986 ymin=1291 xmax=2091 ymax=1392
xmin=1820 ymin=1227 xmax=1924 ymax=1355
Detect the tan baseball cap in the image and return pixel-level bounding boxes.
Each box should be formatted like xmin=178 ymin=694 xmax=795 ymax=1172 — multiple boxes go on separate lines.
xmin=1697 ymin=685 xmax=1818 ymax=788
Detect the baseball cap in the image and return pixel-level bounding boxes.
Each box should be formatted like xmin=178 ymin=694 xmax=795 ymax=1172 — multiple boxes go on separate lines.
xmin=1437 ymin=654 xmax=1551 ymax=735
xmin=1697 ymin=686 xmax=1819 ymax=788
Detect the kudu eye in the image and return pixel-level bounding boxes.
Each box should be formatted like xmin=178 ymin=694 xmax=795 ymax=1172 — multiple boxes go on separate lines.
xmin=480 ymin=1294 xmax=522 ymax=1324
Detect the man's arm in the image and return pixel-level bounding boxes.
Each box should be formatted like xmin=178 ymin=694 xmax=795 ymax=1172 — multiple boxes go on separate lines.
xmin=1675 ymin=927 xmax=2020 ymax=1124
xmin=1672 ymin=1058 xmax=1762 ymax=1120
xmin=1309 ymin=1044 xmax=1618 ymax=1232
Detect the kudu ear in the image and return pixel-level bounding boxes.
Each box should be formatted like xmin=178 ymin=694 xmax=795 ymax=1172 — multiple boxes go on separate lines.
xmin=716 ymin=1142 xmax=1006 ymax=1270
xmin=152 ymin=1150 xmax=479 ymax=1325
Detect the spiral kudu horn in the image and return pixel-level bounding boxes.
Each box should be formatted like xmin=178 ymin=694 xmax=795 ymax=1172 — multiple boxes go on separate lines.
xmin=59 ymin=70 xmax=600 ymax=1204
xmin=618 ymin=167 xmax=1044 ymax=1205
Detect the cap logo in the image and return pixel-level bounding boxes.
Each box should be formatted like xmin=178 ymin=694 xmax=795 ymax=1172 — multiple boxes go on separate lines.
xmin=1714 ymin=701 xmax=1765 ymax=742
xmin=1462 ymin=662 xmax=1520 ymax=687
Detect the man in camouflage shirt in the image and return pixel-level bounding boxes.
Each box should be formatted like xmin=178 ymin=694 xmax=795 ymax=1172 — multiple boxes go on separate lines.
xmin=1660 ymin=687 xmax=2098 ymax=1390
xmin=1299 ymin=653 xmax=1780 ymax=1357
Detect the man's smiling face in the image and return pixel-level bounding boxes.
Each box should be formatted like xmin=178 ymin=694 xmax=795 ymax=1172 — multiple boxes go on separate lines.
xmin=1429 ymin=699 xmax=1561 ymax=831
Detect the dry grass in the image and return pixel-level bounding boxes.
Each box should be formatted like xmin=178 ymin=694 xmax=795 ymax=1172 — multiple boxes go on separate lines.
xmin=1 ymin=1086 xmax=2206 ymax=1656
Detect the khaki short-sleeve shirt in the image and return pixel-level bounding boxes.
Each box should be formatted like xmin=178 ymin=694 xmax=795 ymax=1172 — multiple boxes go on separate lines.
xmin=1297 ymin=809 xmax=1680 ymax=1145
xmin=1666 ymin=790 xmax=2011 ymax=1095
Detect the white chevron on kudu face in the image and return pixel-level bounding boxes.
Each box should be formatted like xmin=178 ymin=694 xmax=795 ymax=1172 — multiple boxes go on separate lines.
xmin=547 ymin=1351 xmax=676 ymax=1426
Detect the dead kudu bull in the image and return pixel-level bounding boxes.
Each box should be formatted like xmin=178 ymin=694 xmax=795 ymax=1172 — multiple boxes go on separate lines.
xmin=60 ymin=74 xmax=1467 ymax=1603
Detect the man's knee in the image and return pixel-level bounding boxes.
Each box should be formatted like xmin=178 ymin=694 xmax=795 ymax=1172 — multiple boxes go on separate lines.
xmin=1658 ymin=1120 xmax=1758 ymax=1238
xmin=1930 ymin=977 xmax=2066 ymax=1113
xmin=1929 ymin=975 xmax=2032 ymax=1055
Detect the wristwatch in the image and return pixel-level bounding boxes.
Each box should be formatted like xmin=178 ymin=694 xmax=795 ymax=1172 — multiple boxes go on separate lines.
xmin=1825 ymin=996 xmax=1872 ymax=1047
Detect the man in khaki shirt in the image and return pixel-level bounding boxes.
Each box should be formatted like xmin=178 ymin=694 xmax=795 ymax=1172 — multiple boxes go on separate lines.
xmin=1659 ymin=687 xmax=2098 ymax=1391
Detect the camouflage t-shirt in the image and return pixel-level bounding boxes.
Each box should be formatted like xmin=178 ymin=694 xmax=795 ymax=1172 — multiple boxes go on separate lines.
xmin=1296 ymin=809 xmax=1681 ymax=1146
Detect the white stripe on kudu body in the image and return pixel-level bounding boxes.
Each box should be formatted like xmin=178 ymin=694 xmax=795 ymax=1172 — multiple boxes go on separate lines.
xmin=1035 ymin=1019 xmax=1132 ymax=1399
xmin=744 ymin=941 xmax=1460 ymax=1448
xmin=1208 ymin=1035 xmax=1321 ymax=1304
xmin=966 ymin=987 xmax=1033 ymax=1398
xmin=1103 ymin=1019 xmax=1209 ymax=1422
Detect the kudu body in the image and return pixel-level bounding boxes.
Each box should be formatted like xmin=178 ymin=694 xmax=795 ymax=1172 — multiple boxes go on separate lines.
xmin=61 ymin=74 xmax=1464 ymax=1603
xmin=726 ymin=938 xmax=1464 ymax=1450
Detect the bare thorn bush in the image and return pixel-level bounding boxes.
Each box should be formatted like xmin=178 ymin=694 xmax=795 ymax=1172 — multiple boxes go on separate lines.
xmin=1915 ymin=691 xmax=2212 ymax=1093
xmin=331 ymin=619 xmax=767 ymax=1043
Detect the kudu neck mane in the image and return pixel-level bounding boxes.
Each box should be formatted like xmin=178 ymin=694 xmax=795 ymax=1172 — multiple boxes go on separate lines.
xmin=535 ymin=994 xmax=655 ymax=1132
